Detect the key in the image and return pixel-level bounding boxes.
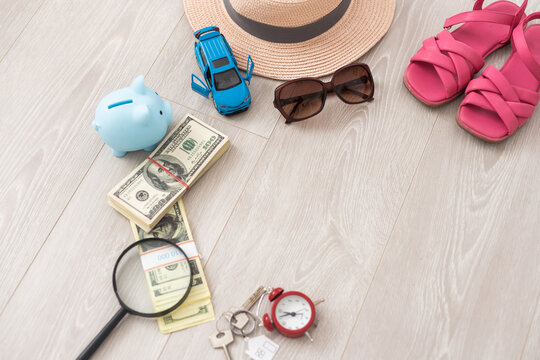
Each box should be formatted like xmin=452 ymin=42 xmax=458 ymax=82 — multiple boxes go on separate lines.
xmin=241 ymin=286 xmax=266 ymax=310
xmin=231 ymin=286 xmax=266 ymax=330
xmin=209 ymin=329 xmax=234 ymax=360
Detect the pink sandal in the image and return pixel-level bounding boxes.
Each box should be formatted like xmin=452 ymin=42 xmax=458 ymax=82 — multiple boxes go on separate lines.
xmin=404 ymin=0 xmax=527 ymax=106
xmin=457 ymin=13 xmax=540 ymax=142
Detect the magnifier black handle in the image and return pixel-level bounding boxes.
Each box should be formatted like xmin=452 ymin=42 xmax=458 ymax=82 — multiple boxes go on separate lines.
xmin=77 ymin=307 xmax=127 ymax=360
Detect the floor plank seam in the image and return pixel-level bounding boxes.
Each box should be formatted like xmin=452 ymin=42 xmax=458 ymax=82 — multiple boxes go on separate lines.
xmin=145 ymin=12 xmax=185 ymax=79
xmin=338 ymin=114 xmax=440 ymax=360
xmin=162 ymin=96 xmax=276 ymax=140
xmin=156 ymin=333 xmax=172 ymax=360
xmin=519 ymin=292 xmax=540 ymax=359
xmin=0 ymin=143 xmax=105 ymax=318
xmin=0 ymin=0 xmax=46 ymax=66
xmin=201 ymin=116 xmax=279 ymax=268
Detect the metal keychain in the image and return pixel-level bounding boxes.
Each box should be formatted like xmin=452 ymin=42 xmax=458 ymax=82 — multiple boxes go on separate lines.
xmin=216 ymin=311 xmax=235 ymax=333
xmin=229 ymin=286 xmax=269 ymax=334
xmin=230 ymin=309 xmax=258 ymax=336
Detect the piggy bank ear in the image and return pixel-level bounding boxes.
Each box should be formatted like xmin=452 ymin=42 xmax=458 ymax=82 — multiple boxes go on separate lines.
xmin=131 ymin=75 xmax=146 ymax=95
xmin=132 ymin=104 xmax=150 ymax=125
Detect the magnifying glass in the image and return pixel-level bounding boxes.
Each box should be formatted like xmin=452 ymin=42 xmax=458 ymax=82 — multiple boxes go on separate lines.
xmin=77 ymin=238 xmax=193 ymax=360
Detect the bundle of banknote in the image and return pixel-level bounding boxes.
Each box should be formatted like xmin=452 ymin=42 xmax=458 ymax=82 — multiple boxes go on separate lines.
xmin=109 ymin=113 xmax=230 ymax=232
xmin=131 ymin=199 xmax=215 ymax=333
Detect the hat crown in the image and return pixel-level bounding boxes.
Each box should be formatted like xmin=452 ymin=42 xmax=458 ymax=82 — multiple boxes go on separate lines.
xmin=228 ymin=0 xmax=343 ymax=27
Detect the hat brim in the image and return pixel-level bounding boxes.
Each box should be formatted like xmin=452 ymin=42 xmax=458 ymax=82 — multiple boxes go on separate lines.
xmin=184 ymin=0 xmax=396 ymax=80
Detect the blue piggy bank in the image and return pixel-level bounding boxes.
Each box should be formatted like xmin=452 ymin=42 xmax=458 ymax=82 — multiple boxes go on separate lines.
xmin=93 ymin=75 xmax=173 ymax=157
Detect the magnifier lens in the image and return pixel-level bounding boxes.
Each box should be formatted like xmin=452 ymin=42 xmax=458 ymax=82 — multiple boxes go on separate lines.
xmin=114 ymin=239 xmax=191 ymax=316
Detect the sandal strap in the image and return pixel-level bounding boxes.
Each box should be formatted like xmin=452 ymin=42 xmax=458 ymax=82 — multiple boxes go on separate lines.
xmin=463 ymin=66 xmax=540 ymax=134
xmin=482 ymin=66 xmax=519 ymax=102
xmin=467 ymin=78 xmax=540 ymax=106
xmin=473 ymin=0 xmax=484 ymax=10
xmin=412 ymin=37 xmax=455 ymax=72
xmin=411 ymin=30 xmax=484 ymax=95
xmin=444 ymin=11 xmax=515 ymax=29
xmin=473 ymin=0 xmax=528 ymax=17
xmin=445 ymin=0 xmax=528 ymax=38
xmin=436 ymin=30 xmax=484 ymax=89
xmin=512 ymin=13 xmax=540 ymax=81
xmin=435 ymin=31 xmax=484 ymax=70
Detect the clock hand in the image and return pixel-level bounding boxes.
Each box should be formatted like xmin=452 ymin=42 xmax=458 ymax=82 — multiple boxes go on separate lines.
xmin=280 ymin=311 xmax=305 ymax=317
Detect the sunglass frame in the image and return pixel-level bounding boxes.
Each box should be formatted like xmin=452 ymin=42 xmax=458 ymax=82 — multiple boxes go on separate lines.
xmin=273 ymin=63 xmax=375 ymax=123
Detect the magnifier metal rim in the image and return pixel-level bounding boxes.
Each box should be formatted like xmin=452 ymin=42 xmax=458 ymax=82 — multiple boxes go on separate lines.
xmin=112 ymin=237 xmax=193 ymax=318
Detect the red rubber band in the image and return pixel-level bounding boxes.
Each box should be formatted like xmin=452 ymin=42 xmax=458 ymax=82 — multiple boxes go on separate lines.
xmin=147 ymin=157 xmax=189 ymax=190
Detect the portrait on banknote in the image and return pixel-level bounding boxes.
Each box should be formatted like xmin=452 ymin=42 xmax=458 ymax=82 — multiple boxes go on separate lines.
xmin=137 ymin=212 xmax=189 ymax=244
xmin=143 ymin=154 xmax=187 ymax=191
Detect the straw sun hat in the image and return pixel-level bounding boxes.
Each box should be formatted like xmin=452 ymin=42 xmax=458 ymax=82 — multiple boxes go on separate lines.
xmin=183 ymin=0 xmax=396 ymax=80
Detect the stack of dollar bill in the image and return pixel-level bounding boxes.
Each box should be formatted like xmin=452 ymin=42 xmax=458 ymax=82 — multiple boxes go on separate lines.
xmin=132 ymin=199 xmax=215 ymax=333
xmin=108 ymin=114 xmax=230 ymax=232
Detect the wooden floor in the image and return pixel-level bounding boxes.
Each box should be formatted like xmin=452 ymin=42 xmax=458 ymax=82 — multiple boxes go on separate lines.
xmin=1 ymin=0 xmax=539 ymax=359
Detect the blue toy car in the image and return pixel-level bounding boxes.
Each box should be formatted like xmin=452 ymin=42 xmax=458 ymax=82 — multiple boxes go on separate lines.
xmin=191 ymin=27 xmax=254 ymax=115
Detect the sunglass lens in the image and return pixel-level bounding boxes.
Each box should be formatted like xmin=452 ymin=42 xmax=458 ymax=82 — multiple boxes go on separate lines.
xmin=333 ymin=65 xmax=373 ymax=103
xmin=277 ymin=80 xmax=325 ymax=121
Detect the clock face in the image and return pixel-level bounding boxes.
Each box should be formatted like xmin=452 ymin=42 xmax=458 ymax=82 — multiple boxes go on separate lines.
xmin=274 ymin=294 xmax=313 ymax=331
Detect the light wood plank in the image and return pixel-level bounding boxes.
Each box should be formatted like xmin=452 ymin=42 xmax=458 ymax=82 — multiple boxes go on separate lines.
xmin=341 ymin=63 xmax=540 ymax=360
xmin=341 ymin=1 xmax=540 ymax=357
xmin=0 ymin=0 xmax=43 ymax=59
xmin=0 ymin=0 xmax=182 ymax=312
xmin=157 ymin=1 xmax=452 ymax=358
xmin=522 ymin=296 xmax=540 ymax=359
xmin=0 ymin=102 xmax=266 ymax=358
xmin=146 ymin=16 xmax=281 ymax=138
xmin=2 ymin=0 xmax=539 ymax=358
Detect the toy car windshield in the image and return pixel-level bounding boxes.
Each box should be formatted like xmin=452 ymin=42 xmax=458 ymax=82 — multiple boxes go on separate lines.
xmin=214 ymin=69 xmax=241 ymax=91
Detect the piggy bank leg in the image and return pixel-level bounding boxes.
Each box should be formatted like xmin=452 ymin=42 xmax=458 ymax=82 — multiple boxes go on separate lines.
xmin=144 ymin=143 xmax=158 ymax=152
xmin=112 ymin=148 xmax=127 ymax=157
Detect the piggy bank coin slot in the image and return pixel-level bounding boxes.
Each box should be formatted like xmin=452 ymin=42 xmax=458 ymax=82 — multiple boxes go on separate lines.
xmin=108 ymin=99 xmax=133 ymax=109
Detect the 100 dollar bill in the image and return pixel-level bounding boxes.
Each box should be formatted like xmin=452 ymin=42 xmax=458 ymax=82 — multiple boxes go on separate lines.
xmin=131 ymin=199 xmax=214 ymax=333
xmin=158 ymin=300 xmax=214 ymax=333
xmin=110 ymin=114 xmax=229 ymax=232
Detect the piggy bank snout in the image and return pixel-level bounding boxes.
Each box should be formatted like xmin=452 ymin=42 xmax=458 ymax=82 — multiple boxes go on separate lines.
xmin=164 ymin=101 xmax=173 ymax=124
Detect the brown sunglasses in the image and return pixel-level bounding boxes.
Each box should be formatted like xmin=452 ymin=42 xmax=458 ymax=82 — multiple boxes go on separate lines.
xmin=273 ymin=63 xmax=374 ymax=123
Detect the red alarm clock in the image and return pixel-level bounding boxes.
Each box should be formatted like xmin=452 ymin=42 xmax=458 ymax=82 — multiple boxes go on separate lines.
xmin=262 ymin=288 xmax=316 ymax=339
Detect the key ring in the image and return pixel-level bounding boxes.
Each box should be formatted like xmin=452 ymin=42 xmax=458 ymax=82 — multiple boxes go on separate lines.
xmin=216 ymin=311 xmax=234 ymax=332
xmin=229 ymin=310 xmax=258 ymax=336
